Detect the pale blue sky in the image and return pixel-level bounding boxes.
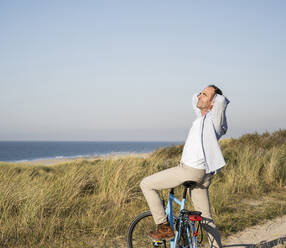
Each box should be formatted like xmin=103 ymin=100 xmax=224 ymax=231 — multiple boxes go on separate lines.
xmin=1 ymin=0 xmax=285 ymax=141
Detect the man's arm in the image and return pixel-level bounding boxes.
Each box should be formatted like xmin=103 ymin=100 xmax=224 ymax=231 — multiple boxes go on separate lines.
xmin=192 ymin=93 xmax=202 ymax=117
xmin=210 ymin=94 xmax=230 ymax=137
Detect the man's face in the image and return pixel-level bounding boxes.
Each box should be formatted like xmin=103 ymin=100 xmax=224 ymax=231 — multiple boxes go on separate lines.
xmin=196 ymin=87 xmax=216 ymax=111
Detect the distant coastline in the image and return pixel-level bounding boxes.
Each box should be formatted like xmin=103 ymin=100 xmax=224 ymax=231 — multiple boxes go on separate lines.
xmin=0 ymin=141 xmax=180 ymax=163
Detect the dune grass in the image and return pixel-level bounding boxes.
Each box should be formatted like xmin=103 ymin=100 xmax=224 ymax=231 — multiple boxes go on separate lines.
xmin=0 ymin=130 xmax=285 ymax=247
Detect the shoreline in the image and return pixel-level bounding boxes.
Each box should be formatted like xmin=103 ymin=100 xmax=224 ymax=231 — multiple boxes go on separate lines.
xmin=0 ymin=152 xmax=151 ymax=166
xmin=0 ymin=138 xmax=230 ymax=166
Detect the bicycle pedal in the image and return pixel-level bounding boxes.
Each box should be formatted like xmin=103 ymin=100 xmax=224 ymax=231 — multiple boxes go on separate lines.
xmin=152 ymin=240 xmax=164 ymax=246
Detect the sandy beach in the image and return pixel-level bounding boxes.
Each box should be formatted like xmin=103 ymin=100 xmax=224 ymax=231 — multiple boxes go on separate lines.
xmin=2 ymin=152 xmax=151 ymax=166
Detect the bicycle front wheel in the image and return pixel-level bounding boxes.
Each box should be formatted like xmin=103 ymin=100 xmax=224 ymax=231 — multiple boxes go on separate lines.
xmin=127 ymin=211 xmax=168 ymax=248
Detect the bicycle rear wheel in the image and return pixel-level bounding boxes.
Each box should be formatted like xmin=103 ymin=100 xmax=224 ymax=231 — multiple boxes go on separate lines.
xmin=127 ymin=211 xmax=168 ymax=248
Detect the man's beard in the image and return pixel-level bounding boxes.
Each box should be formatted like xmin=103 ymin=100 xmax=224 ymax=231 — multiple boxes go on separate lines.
xmin=196 ymin=101 xmax=204 ymax=110
xmin=197 ymin=101 xmax=208 ymax=110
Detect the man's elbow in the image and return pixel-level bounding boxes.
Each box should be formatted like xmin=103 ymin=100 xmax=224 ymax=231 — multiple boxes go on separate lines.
xmin=214 ymin=123 xmax=228 ymax=139
xmin=213 ymin=95 xmax=230 ymax=109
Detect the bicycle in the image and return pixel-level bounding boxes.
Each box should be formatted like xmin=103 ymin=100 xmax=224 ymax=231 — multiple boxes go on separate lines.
xmin=127 ymin=181 xmax=204 ymax=248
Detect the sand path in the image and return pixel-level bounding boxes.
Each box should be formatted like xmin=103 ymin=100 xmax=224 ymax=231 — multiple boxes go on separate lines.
xmin=223 ymin=215 xmax=286 ymax=247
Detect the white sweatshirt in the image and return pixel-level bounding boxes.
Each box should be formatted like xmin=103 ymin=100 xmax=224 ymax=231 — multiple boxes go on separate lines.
xmin=181 ymin=93 xmax=230 ymax=173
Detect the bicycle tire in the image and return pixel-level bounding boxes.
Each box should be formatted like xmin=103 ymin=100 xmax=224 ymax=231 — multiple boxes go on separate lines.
xmin=127 ymin=211 xmax=168 ymax=248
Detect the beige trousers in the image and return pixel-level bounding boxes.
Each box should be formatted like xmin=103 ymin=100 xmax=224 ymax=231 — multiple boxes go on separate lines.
xmin=140 ymin=162 xmax=222 ymax=248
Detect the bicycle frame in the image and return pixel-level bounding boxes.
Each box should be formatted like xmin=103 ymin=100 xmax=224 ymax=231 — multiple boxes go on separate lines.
xmin=165 ymin=188 xmax=198 ymax=248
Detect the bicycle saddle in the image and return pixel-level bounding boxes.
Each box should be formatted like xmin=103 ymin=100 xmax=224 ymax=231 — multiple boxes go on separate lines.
xmin=182 ymin=181 xmax=197 ymax=188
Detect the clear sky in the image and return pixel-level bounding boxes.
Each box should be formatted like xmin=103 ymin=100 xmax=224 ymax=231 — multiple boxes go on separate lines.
xmin=1 ymin=0 xmax=285 ymax=141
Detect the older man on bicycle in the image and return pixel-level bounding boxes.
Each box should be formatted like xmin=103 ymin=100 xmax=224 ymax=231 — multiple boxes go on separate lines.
xmin=140 ymin=84 xmax=229 ymax=248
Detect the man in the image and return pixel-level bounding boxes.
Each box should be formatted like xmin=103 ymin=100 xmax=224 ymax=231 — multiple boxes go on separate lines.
xmin=140 ymin=85 xmax=229 ymax=248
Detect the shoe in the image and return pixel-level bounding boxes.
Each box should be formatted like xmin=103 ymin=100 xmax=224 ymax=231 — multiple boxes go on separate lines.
xmin=149 ymin=222 xmax=175 ymax=240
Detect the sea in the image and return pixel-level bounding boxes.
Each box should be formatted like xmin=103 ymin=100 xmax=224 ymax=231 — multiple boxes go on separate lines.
xmin=0 ymin=141 xmax=182 ymax=162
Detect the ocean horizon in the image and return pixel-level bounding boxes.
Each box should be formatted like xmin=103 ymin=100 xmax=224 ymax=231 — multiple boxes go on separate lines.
xmin=0 ymin=141 xmax=182 ymax=162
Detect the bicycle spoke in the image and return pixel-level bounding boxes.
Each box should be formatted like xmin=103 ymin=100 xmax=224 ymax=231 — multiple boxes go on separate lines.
xmin=127 ymin=211 xmax=169 ymax=248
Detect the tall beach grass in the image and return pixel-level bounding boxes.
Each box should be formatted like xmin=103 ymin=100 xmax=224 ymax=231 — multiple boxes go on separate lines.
xmin=0 ymin=130 xmax=285 ymax=247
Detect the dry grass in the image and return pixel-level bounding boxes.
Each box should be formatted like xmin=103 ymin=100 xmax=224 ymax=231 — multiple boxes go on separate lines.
xmin=0 ymin=130 xmax=285 ymax=247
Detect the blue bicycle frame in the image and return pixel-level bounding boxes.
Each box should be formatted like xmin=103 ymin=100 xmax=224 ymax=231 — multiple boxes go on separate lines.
xmin=164 ymin=188 xmax=199 ymax=248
